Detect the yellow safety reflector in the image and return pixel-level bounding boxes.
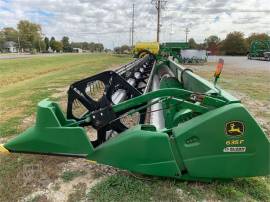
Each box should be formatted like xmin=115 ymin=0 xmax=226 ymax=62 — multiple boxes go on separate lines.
xmin=88 ymin=160 xmax=97 ymax=164
xmin=0 ymin=144 xmax=10 ymax=154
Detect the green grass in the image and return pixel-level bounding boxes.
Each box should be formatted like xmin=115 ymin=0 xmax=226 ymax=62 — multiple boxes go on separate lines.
xmin=68 ymin=182 xmax=87 ymax=202
xmin=194 ymin=66 xmax=270 ymax=102
xmin=87 ymin=174 xmax=153 ymax=202
xmin=88 ymin=174 xmax=270 ymax=202
xmin=0 ymin=53 xmax=131 ymax=137
xmin=61 ymin=170 xmax=87 ymax=182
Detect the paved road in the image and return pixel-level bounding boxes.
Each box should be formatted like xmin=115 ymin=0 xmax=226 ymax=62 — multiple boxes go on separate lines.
xmin=208 ymin=56 xmax=270 ymax=70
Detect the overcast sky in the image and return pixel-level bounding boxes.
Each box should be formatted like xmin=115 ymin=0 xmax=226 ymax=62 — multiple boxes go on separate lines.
xmin=0 ymin=0 xmax=269 ymax=48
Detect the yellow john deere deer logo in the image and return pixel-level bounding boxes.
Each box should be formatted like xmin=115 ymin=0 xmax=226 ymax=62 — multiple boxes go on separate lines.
xmin=226 ymin=121 xmax=244 ymax=136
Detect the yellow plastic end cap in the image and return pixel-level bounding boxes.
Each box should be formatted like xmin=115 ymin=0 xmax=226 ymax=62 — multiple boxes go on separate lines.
xmin=0 ymin=144 xmax=10 ymax=154
xmin=88 ymin=160 xmax=96 ymax=164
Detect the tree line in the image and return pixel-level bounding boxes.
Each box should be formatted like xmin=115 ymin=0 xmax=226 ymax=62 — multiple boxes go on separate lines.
xmin=188 ymin=32 xmax=270 ymax=55
xmin=1 ymin=20 xmax=269 ymax=55
xmin=113 ymin=32 xmax=270 ymax=55
xmin=113 ymin=45 xmax=131 ymax=54
xmin=0 ymin=20 xmax=104 ymax=53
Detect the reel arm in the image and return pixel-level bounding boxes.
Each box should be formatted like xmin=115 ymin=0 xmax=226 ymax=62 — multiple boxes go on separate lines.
xmin=76 ymin=88 xmax=227 ymax=132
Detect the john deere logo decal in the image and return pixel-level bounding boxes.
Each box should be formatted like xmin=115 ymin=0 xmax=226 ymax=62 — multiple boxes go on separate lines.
xmin=226 ymin=121 xmax=244 ymax=136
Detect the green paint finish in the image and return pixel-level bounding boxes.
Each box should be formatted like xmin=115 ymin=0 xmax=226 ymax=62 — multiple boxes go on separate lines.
xmin=173 ymin=103 xmax=270 ymax=178
xmin=159 ymin=42 xmax=189 ymax=63
xmin=113 ymin=88 xmax=192 ymax=112
xmin=249 ymin=40 xmax=270 ymax=58
xmin=113 ymin=88 xmax=225 ymax=115
xmin=168 ymin=59 xmax=239 ymax=103
xmin=5 ymin=99 xmax=93 ymax=156
xmin=90 ymin=125 xmax=181 ymax=177
xmin=160 ymin=77 xmax=183 ymax=89
xmin=160 ymin=77 xmax=192 ymax=128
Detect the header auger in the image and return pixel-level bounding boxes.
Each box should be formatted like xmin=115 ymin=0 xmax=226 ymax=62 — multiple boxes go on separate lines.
xmin=1 ymin=49 xmax=269 ymax=181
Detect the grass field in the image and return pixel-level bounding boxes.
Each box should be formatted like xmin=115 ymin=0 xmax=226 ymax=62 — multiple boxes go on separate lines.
xmin=0 ymin=54 xmax=269 ymax=202
xmin=0 ymin=53 xmax=131 ymax=138
xmin=0 ymin=53 xmax=132 ymax=201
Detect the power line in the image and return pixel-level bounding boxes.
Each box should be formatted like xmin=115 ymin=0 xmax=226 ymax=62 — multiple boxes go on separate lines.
xmin=69 ymin=30 xmax=130 ymax=35
xmin=165 ymin=7 xmax=270 ymax=13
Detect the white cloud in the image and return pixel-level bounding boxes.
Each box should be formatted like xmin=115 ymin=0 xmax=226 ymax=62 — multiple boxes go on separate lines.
xmin=0 ymin=0 xmax=269 ymax=48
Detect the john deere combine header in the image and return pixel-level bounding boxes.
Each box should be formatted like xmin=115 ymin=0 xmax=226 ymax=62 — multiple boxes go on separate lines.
xmin=1 ymin=49 xmax=269 ymax=181
xmin=248 ymin=40 xmax=270 ymax=61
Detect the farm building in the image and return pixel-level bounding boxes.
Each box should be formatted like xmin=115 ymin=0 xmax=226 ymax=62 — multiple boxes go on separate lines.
xmin=3 ymin=41 xmax=17 ymax=53
xmin=73 ymin=48 xmax=83 ymax=53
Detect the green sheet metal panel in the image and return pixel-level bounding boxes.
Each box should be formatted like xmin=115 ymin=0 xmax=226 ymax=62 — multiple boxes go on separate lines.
xmin=5 ymin=99 xmax=93 ymax=156
xmin=89 ymin=125 xmax=181 ymax=177
xmin=173 ymin=103 xmax=270 ymax=178
xmin=161 ymin=42 xmax=189 ymax=49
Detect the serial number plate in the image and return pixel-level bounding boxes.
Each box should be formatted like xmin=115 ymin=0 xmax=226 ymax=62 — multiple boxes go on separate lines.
xmin=223 ymin=147 xmax=246 ymax=152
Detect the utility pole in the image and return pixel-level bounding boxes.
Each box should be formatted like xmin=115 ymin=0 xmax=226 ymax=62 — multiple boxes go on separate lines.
xmin=39 ymin=38 xmax=41 ymax=53
xmin=129 ymin=27 xmax=131 ymax=46
xmin=17 ymin=36 xmax=21 ymax=53
xmin=185 ymin=27 xmax=190 ymax=43
xmin=152 ymin=0 xmax=167 ymax=42
xmin=131 ymin=3 xmax=135 ymax=47
xmin=157 ymin=0 xmax=161 ymax=42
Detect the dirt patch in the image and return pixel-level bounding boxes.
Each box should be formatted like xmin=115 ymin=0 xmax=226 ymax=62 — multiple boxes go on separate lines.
xmin=21 ymin=158 xmax=117 ymax=202
xmin=108 ymin=63 xmax=125 ymax=71
xmin=50 ymin=87 xmax=69 ymax=99
xmin=19 ymin=114 xmax=35 ymax=131
xmin=0 ymin=136 xmax=11 ymax=144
